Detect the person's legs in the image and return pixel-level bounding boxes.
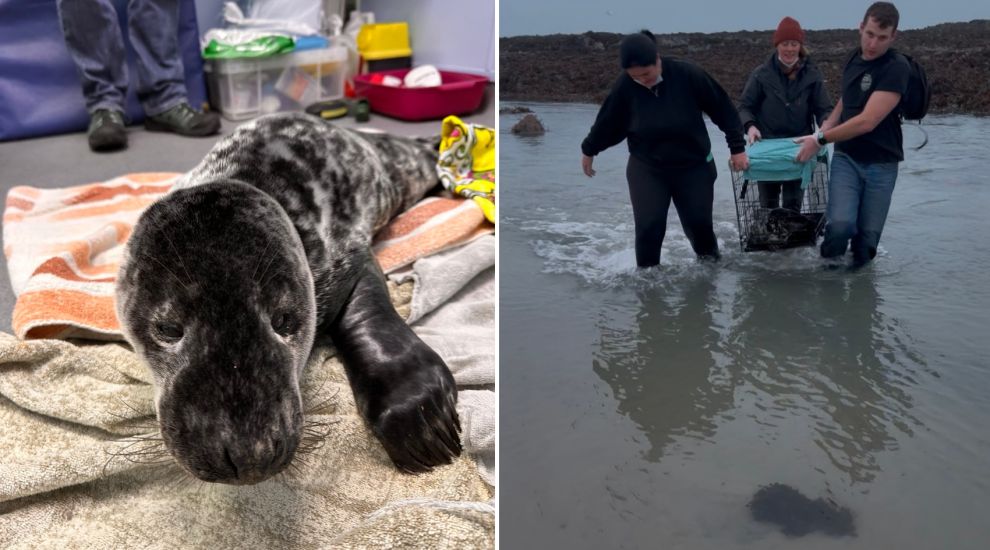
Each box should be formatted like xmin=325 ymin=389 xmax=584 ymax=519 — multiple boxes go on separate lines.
xmin=670 ymin=160 xmax=719 ymax=259
xmin=626 ymin=155 xmax=674 ymax=267
xmin=127 ymin=0 xmax=187 ymax=116
xmin=129 ymin=0 xmax=219 ymax=135
xmin=820 ymin=153 xmax=865 ymax=259
xmin=780 ymin=179 xmax=805 ymax=212
xmin=758 ymin=181 xmax=782 ymax=209
xmin=57 ymin=0 xmax=128 ymax=114
xmin=850 ymin=162 xmax=899 ymax=266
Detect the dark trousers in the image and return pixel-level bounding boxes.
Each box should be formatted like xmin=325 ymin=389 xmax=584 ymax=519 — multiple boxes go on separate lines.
xmin=626 ymin=155 xmax=719 ymax=267
xmin=758 ymin=179 xmax=804 ymax=211
xmin=57 ymin=0 xmax=187 ymax=116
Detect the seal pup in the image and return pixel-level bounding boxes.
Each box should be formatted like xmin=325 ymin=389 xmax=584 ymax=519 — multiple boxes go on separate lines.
xmin=116 ymin=113 xmax=461 ymax=484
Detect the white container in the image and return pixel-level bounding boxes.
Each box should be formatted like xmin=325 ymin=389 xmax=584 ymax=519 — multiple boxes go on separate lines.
xmin=205 ymin=46 xmax=347 ymax=121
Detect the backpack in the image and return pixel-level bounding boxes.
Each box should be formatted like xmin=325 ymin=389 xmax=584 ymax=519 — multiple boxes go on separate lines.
xmin=843 ymin=48 xmax=931 ymax=121
xmin=894 ymin=50 xmax=931 ymax=121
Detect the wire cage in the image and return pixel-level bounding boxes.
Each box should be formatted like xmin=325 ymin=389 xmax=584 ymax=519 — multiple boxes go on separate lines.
xmin=730 ymin=154 xmax=829 ymax=252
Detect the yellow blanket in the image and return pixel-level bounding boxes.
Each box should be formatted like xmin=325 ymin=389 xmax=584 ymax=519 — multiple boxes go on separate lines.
xmin=437 ymin=116 xmax=496 ymax=224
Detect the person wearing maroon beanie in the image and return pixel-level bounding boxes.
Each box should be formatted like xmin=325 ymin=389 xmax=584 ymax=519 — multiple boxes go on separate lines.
xmin=580 ymin=30 xmax=749 ymax=267
xmin=774 ymin=16 xmax=805 ymax=48
xmin=738 ymin=16 xmax=833 ymax=211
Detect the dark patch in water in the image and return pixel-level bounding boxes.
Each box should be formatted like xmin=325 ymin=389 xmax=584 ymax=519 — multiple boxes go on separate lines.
xmin=747 ymin=483 xmax=856 ymax=537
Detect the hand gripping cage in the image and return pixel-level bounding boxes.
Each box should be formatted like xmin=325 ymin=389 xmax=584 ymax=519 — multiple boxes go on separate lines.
xmin=730 ymin=152 xmax=829 ymax=252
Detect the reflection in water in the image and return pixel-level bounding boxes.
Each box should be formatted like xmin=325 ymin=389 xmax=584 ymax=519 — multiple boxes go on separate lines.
xmin=593 ymin=274 xmax=732 ymax=462
xmin=593 ymin=270 xmax=925 ymax=484
xmin=729 ymin=272 xmax=925 ymax=484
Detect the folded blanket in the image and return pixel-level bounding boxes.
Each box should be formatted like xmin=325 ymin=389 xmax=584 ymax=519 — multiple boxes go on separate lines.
xmin=742 ymin=138 xmax=829 ymax=189
xmin=0 ymin=235 xmax=496 ymax=548
xmin=396 ymin=235 xmax=496 ymax=485
xmin=2 ymin=173 xmax=491 ymax=340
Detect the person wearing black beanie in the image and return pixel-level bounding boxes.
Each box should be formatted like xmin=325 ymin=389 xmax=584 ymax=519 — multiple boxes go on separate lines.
xmin=619 ymin=31 xmax=658 ymax=69
xmin=580 ymin=30 xmax=749 ymax=267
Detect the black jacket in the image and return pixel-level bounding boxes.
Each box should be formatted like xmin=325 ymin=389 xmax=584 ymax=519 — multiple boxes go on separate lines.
xmin=581 ymin=57 xmax=746 ymax=170
xmin=737 ymin=53 xmax=833 ymax=139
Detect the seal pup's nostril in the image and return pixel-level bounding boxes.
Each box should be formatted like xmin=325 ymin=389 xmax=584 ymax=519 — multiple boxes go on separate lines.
xmin=272 ymin=436 xmax=284 ymax=461
xmin=223 ymin=446 xmax=238 ymax=478
xmin=218 ymin=444 xmax=269 ymax=485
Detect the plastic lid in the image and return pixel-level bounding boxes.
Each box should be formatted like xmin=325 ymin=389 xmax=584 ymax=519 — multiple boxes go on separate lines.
xmin=357 ymin=22 xmax=412 ymax=60
xmin=206 ymin=46 xmax=347 ymax=74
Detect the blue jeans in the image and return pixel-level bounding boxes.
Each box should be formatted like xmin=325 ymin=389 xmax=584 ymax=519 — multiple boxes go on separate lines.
xmin=820 ymin=152 xmax=899 ymax=263
xmin=57 ymin=0 xmax=187 ymax=117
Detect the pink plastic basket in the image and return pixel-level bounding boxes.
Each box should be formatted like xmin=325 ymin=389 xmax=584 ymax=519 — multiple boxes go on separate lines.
xmin=353 ymin=69 xmax=489 ymax=121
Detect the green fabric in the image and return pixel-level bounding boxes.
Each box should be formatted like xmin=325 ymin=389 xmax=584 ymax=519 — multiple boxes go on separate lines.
xmin=743 ymin=138 xmax=826 ymax=189
xmin=202 ymin=36 xmax=295 ymax=59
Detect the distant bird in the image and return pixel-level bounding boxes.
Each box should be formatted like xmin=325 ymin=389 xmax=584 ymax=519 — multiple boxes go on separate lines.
xmin=606 ymin=10 xmax=614 ymax=16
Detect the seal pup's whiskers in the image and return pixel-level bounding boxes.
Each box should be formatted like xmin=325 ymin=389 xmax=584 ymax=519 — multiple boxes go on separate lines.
xmin=258 ymin=266 xmax=290 ymax=294
xmin=161 ymin=232 xmax=195 ymax=288
xmin=138 ymin=251 xmax=194 ymax=291
xmin=102 ymin=434 xmax=172 ymax=478
xmin=250 ymin=235 xmax=277 ymax=283
xmin=161 ymin=467 xmax=198 ymax=491
xmin=303 ymin=383 xmax=340 ymax=416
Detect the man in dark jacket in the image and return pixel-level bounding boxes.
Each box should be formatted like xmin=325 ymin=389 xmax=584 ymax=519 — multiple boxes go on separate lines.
xmin=794 ymin=2 xmax=911 ymax=269
xmin=739 ymin=16 xmax=833 ymax=210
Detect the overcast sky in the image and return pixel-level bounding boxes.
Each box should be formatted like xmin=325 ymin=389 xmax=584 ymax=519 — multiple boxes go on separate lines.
xmin=500 ymin=0 xmax=990 ymax=36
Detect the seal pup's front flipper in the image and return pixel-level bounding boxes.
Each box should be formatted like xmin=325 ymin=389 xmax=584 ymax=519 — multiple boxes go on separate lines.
xmin=329 ymin=254 xmax=462 ymax=473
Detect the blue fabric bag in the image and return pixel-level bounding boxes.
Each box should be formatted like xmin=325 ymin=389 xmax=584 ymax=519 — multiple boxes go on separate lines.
xmin=743 ymin=138 xmax=827 ymax=189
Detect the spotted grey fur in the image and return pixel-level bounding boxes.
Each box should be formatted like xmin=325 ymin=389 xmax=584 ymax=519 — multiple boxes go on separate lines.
xmin=116 ymin=113 xmax=460 ymax=484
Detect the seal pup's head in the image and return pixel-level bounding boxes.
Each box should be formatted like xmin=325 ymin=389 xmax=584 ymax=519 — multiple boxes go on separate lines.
xmin=116 ymin=180 xmax=317 ymax=485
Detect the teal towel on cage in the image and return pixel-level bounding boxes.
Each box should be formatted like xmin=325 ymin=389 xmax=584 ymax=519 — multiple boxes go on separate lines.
xmin=743 ymin=138 xmax=824 ymax=189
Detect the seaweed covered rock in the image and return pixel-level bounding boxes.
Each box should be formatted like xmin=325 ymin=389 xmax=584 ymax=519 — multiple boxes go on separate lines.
xmin=511 ymin=113 xmax=546 ymax=136
xmin=501 ymin=20 xmax=990 ymax=115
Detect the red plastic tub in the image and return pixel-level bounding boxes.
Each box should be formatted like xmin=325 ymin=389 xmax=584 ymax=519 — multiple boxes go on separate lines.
xmin=353 ymin=69 xmax=489 ymax=121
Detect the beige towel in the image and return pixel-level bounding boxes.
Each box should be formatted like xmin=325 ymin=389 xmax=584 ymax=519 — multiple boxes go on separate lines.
xmin=0 ymin=337 xmax=493 ymax=547
xmin=0 ymin=269 xmax=495 ymax=548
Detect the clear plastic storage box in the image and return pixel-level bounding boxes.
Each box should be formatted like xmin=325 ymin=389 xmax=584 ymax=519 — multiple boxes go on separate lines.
xmin=205 ymin=46 xmax=347 ymax=121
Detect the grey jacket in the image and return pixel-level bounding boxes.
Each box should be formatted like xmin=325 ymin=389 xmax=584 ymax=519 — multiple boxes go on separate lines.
xmin=738 ymin=53 xmax=833 ymax=139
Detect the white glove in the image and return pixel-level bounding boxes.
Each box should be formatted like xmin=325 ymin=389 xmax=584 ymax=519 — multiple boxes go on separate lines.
xmin=746 ymin=125 xmax=762 ymax=145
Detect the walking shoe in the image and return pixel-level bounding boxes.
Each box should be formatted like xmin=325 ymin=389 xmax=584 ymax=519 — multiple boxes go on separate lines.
xmin=88 ymin=109 xmax=127 ymax=152
xmin=144 ymin=103 xmax=221 ymax=137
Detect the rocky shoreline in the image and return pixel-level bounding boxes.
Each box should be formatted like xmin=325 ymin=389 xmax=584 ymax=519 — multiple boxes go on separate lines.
xmin=500 ymin=20 xmax=990 ymax=116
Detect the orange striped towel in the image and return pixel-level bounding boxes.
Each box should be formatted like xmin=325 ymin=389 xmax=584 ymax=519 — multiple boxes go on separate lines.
xmin=3 ymin=173 xmax=491 ymax=341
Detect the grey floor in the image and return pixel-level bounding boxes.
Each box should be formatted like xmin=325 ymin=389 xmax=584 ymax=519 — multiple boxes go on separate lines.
xmin=0 ymin=86 xmax=494 ymax=335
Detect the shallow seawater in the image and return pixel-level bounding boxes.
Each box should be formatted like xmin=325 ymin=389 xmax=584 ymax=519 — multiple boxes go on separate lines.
xmin=499 ymin=103 xmax=990 ymax=549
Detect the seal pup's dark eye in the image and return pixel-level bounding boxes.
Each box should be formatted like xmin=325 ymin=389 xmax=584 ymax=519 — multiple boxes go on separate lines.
xmin=271 ymin=312 xmax=296 ymax=336
xmin=154 ymin=321 xmax=184 ymax=343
